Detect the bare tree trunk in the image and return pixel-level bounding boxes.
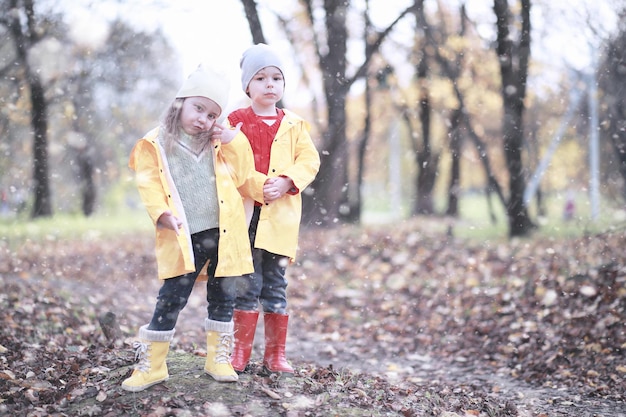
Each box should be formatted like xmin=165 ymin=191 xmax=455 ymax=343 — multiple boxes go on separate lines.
xmin=525 ymin=111 xmax=545 ymax=216
xmin=69 ymin=132 xmax=96 ymax=217
xmin=346 ymin=2 xmax=376 ymax=224
xmin=30 ymin=78 xmax=52 ymax=217
xmin=494 ymin=0 xmax=535 ymax=237
xmin=350 ymin=78 xmax=371 ymax=224
xmin=414 ymin=79 xmax=438 ymax=215
xmin=445 ymin=6 xmax=465 ymax=218
xmin=314 ymin=95 xmax=350 ymax=224
xmin=303 ymin=0 xmax=350 ymax=225
xmin=412 ymin=0 xmax=438 ymax=215
xmin=598 ymin=14 xmax=626 ymax=201
xmin=9 ymin=0 xmax=52 ymax=218
xmin=446 ymin=108 xmax=463 ymax=217
xmin=485 ymin=187 xmax=498 ymax=224
xmin=79 ymin=151 xmax=96 ymax=216
xmin=68 ymin=71 xmax=98 ymax=217
xmin=240 ymin=0 xmax=266 ymax=44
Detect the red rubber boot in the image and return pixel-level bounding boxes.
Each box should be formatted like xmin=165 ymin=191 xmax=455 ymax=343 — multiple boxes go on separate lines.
xmin=231 ymin=309 xmax=259 ymax=372
xmin=262 ymin=313 xmax=294 ymax=374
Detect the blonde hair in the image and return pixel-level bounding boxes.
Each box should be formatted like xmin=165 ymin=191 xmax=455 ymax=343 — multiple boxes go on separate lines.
xmin=160 ymin=98 xmax=212 ymax=153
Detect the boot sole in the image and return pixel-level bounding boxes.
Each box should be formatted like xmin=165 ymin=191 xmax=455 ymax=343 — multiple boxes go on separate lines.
xmin=205 ymin=369 xmax=238 ymax=382
xmin=261 ymin=366 xmax=294 ymax=376
xmin=121 ymin=376 xmax=169 ymax=392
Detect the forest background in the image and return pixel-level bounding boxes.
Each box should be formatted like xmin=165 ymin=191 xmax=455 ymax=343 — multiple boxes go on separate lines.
xmin=2 ymin=1 xmax=626 ymax=416
xmin=1 ymin=0 xmax=625 ymax=237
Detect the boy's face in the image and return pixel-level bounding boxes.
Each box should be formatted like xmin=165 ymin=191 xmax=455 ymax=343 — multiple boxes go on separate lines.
xmin=246 ymin=66 xmax=284 ymax=105
xmin=179 ymin=96 xmax=221 ymax=135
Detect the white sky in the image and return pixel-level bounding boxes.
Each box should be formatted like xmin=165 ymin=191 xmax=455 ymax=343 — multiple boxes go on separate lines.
xmin=60 ymin=0 xmax=620 ymax=108
xmin=62 ymin=0 xmax=255 ymax=109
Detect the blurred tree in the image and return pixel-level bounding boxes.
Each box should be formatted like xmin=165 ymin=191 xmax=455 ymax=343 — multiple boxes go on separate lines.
xmin=598 ymin=7 xmax=626 ymax=202
xmin=352 ymin=0 xmax=393 ymax=222
xmin=493 ymin=0 xmax=535 ymax=237
xmin=439 ymin=5 xmax=467 ymax=218
xmin=2 ymin=0 xmax=56 ymax=217
xmin=410 ymin=2 xmax=506 ymax=221
xmin=240 ymin=0 xmax=617 ymax=230
xmin=61 ymin=19 xmax=179 ymax=215
xmin=287 ymin=1 xmax=416 ymax=225
xmin=407 ymin=0 xmax=440 ymax=216
xmin=347 ymin=0 xmax=376 ymax=223
xmin=0 ymin=1 xmax=179 ymax=217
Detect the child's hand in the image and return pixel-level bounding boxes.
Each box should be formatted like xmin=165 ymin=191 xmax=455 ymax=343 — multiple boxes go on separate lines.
xmin=157 ymin=210 xmax=183 ymax=235
xmin=263 ymin=177 xmax=293 ymax=203
xmin=211 ymin=122 xmax=243 ymax=145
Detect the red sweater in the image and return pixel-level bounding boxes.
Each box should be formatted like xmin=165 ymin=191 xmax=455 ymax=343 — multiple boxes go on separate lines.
xmin=228 ymin=107 xmax=285 ymax=175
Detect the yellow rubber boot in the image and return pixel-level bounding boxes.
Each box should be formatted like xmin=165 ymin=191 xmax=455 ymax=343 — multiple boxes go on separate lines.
xmin=204 ymin=319 xmax=238 ymax=382
xmin=121 ymin=325 xmax=175 ymax=392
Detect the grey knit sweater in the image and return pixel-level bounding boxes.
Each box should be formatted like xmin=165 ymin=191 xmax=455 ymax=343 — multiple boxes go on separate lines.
xmin=165 ymin=132 xmax=219 ymax=234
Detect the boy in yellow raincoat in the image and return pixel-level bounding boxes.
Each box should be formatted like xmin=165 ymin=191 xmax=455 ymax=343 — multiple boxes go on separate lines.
xmin=225 ymin=44 xmax=320 ymax=375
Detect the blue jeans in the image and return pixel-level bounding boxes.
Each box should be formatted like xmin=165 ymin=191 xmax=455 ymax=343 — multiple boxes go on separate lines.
xmin=234 ymin=207 xmax=289 ymax=314
xmin=148 ymin=228 xmax=237 ymax=331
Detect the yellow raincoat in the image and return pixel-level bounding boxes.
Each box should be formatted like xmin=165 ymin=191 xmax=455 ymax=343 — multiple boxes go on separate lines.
xmin=225 ymin=109 xmax=320 ymax=261
xmin=129 ymin=127 xmax=254 ymax=280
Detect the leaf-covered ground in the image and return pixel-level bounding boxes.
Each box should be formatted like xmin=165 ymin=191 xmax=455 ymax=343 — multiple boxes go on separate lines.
xmin=1 ymin=219 xmax=625 ymax=416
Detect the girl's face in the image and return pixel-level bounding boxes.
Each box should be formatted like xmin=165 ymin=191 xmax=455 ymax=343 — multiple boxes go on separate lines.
xmin=246 ymin=66 xmax=284 ymax=106
xmin=179 ymin=96 xmax=221 ymax=135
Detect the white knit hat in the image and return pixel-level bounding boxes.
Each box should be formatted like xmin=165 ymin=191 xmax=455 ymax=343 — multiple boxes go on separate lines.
xmin=240 ymin=43 xmax=284 ymax=92
xmin=176 ymin=65 xmax=230 ymax=113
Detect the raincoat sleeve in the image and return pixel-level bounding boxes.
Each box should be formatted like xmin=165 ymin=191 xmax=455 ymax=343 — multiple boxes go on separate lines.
xmin=128 ymin=139 xmax=170 ymax=226
xmin=279 ymin=119 xmax=320 ymax=195
xmin=220 ymin=132 xmax=266 ymax=204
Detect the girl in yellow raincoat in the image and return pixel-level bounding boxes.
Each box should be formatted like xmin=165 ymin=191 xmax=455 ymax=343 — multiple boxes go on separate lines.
xmin=122 ymin=65 xmax=255 ymax=392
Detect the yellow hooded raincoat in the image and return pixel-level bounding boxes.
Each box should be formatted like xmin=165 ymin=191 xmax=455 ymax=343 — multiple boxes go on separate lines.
xmin=225 ymin=109 xmax=320 ymax=261
xmin=129 ymin=127 xmax=255 ymax=280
